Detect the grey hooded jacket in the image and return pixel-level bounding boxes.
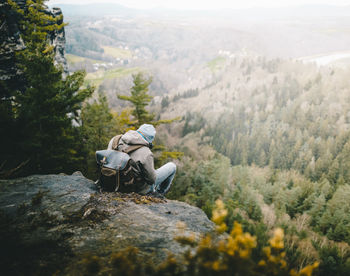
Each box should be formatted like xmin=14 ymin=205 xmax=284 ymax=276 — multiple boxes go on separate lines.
xmin=107 ymin=130 xmax=156 ymax=194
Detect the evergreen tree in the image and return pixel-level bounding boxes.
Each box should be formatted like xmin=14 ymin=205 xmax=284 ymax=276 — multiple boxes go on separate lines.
xmin=117 ymin=73 xmax=154 ymax=127
xmin=117 ymin=72 xmax=182 ymax=165
xmin=81 ymin=93 xmax=114 ymax=178
xmin=319 ymin=185 xmax=350 ymax=242
xmin=1 ymin=0 xmax=93 ymax=175
xmin=308 ymin=194 xmax=326 ymax=227
xmin=117 ymin=72 xmax=178 ymax=127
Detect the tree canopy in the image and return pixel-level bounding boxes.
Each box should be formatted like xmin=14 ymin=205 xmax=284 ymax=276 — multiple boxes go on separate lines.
xmin=0 ymin=0 xmax=93 ymax=176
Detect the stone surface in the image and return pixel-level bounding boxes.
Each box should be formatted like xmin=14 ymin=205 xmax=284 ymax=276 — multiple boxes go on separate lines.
xmin=0 ymin=173 xmax=214 ymax=275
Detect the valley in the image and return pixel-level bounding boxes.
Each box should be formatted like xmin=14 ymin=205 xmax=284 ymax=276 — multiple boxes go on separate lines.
xmin=57 ymin=3 xmax=350 ymax=274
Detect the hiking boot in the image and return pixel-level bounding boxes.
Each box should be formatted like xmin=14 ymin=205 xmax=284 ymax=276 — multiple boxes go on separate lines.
xmin=146 ymin=191 xmax=165 ymax=199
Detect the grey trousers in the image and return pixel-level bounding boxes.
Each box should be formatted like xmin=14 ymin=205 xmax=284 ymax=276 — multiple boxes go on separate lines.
xmin=152 ymin=162 xmax=177 ymax=195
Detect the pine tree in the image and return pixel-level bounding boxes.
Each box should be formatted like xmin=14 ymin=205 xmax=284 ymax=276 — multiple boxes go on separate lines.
xmin=117 ymin=72 xmax=179 ymax=127
xmin=117 ymin=73 xmax=154 ymax=127
xmin=81 ymin=93 xmax=115 ymax=178
xmin=1 ymin=0 xmax=93 ymax=175
xmin=117 ymin=72 xmax=182 ymax=165
xmin=308 ymin=194 xmax=326 ymax=227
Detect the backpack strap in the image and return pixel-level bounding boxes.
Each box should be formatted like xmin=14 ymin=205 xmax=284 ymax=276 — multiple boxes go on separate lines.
xmin=111 ymin=134 xmax=146 ymax=154
xmin=111 ymin=135 xmax=122 ymax=150
xmin=116 ymin=170 xmax=120 ymax=192
xmin=123 ymin=145 xmax=144 ymax=154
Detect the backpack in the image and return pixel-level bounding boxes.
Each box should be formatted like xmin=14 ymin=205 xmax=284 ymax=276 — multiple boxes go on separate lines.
xmin=95 ymin=135 xmax=144 ymax=192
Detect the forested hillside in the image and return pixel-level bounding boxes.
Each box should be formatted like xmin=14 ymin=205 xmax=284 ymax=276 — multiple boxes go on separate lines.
xmin=165 ymin=55 xmax=350 ymax=182
xmin=155 ymin=55 xmax=350 ymax=274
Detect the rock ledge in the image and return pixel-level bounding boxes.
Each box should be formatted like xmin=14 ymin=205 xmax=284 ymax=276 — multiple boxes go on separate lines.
xmin=0 ymin=173 xmax=214 ymax=275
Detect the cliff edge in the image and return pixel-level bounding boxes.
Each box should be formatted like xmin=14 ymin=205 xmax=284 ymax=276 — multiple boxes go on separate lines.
xmin=0 ymin=173 xmax=214 ymax=275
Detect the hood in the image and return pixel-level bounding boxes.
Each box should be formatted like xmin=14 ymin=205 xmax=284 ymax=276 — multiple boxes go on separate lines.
xmin=120 ymin=130 xmax=149 ymax=146
xmin=137 ymin=124 xmax=156 ymax=143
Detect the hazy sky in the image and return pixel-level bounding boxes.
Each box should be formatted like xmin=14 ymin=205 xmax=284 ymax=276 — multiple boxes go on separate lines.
xmin=48 ymin=0 xmax=350 ymax=10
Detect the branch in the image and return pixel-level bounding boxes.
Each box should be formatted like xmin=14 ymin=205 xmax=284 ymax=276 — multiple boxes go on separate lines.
xmin=152 ymin=116 xmax=181 ymax=126
xmin=0 ymin=159 xmax=30 ymax=179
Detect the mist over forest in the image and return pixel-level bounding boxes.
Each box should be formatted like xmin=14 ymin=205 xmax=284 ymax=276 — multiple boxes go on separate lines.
xmin=3 ymin=1 xmax=350 ymax=274
xmin=59 ymin=3 xmax=350 ymax=101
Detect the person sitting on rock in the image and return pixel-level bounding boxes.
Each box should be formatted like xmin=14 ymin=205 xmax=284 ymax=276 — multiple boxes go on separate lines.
xmin=107 ymin=124 xmax=176 ymax=196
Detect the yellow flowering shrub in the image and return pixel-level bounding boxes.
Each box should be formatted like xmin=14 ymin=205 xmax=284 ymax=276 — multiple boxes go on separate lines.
xmin=174 ymin=199 xmax=319 ymax=276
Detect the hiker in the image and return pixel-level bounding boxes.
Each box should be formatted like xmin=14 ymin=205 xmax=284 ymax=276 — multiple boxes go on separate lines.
xmin=107 ymin=124 xmax=176 ymax=196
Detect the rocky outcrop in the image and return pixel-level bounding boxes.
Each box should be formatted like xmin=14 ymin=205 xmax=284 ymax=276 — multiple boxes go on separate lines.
xmin=48 ymin=6 xmax=67 ymax=72
xmin=0 ymin=173 xmax=214 ymax=275
xmin=0 ymin=0 xmax=67 ymax=94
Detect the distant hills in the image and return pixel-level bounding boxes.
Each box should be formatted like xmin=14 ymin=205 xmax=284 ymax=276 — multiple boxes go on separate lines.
xmin=49 ymin=2 xmax=350 ymax=18
xmin=48 ymin=3 xmax=144 ymax=16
